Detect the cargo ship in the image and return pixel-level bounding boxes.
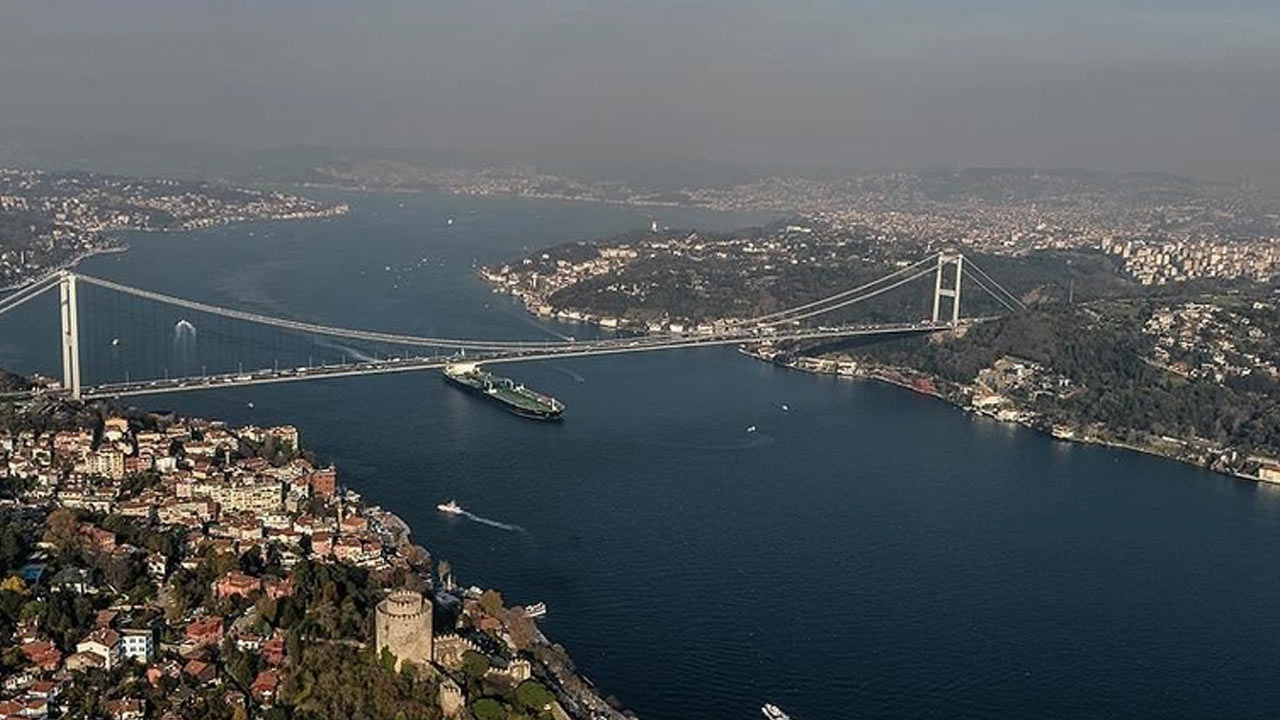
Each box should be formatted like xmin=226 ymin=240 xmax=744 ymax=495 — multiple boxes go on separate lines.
xmin=443 ymin=363 xmax=565 ymax=421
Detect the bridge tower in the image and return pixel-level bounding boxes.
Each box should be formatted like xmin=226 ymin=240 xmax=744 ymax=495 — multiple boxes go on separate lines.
xmin=59 ymin=271 xmax=81 ymax=399
xmin=931 ymin=252 xmax=964 ymax=326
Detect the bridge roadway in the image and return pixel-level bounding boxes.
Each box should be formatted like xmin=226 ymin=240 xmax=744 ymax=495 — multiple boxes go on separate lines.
xmin=75 ymin=319 xmax=991 ymax=400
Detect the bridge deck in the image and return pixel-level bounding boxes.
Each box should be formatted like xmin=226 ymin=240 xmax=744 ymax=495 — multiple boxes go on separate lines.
xmin=77 ymin=320 xmax=992 ymax=399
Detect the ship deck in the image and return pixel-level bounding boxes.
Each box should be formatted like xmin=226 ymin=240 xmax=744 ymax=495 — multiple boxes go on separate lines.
xmin=489 ymin=386 xmax=561 ymax=413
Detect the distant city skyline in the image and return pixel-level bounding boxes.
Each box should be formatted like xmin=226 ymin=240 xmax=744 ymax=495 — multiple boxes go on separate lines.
xmin=2 ymin=1 xmax=1279 ymax=182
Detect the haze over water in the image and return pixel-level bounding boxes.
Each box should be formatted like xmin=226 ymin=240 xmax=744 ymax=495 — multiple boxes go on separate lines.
xmin=5 ymin=192 xmax=1280 ymax=719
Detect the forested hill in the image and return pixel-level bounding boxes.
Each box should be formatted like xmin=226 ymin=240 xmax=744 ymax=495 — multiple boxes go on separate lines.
xmin=846 ymin=300 xmax=1280 ymax=457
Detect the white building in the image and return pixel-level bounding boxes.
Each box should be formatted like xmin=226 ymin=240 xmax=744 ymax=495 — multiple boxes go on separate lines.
xmin=119 ymin=628 xmax=155 ymax=663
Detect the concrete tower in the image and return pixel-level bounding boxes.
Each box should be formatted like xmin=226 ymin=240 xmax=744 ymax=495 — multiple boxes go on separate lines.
xmin=374 ymin=588 xmax=433 ymax=671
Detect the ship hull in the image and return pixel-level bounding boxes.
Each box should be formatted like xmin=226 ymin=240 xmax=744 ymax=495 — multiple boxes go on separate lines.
xmin=443 ymin=372 xmax=565 ymax=421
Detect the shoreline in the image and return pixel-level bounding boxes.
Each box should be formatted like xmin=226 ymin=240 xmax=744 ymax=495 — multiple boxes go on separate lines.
xmin=337 ymin=493 xmax=630 ymax=717
xmin=738 ymin=345 xmax=1276 ymax=487
xmin=475 ymin=265 xmax=1280 ymax=489
xmin=0 ymin=244 xmax=129 ymax=292
xmin=0 ymin=205 xmax=348 ymax=293
xmin=286 ymin=179 xmax=733 ymax=211
xmin=0 ymin=395 xmax=634 ymax=719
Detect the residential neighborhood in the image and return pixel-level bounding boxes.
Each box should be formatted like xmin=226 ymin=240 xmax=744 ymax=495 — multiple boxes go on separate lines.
xmin=0 ymin=403 xmax=624 ymax=720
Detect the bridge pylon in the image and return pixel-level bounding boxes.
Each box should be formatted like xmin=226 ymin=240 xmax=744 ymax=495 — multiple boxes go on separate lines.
xmin=931 ymin=252 xmax=964 ymax=326
xmin=59 ymin=271 xmax=81 ymax=399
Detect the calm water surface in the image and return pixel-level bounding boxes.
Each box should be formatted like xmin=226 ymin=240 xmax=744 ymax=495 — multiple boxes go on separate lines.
xmin=3 ymin=192 xmax=1280 ymax=719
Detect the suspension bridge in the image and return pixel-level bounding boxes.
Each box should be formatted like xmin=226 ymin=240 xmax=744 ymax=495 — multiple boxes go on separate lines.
xmin=0 ymin=251 xmax=1023 ymax=400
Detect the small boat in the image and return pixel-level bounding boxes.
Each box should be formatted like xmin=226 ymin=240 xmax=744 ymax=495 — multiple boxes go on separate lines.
xmin=746 ymin=425 xmax=757 ymax=433
xmin=436 ymin=500 xmax=464 ymax=515
xmin=524 ymin=602 xmax=547 ymax=618
xmin=780 ymin=404 xmax=789 ymax=412
xmin=762 ymin=704 xmax=792 ymax=720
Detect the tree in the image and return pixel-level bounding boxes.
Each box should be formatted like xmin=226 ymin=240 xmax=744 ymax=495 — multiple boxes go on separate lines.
xmin=99 ymin=553 xmax=143 ymax=595
xmin=515 ymin=681 xmax=555 ymax=713
xmin=471 ymin=698 xmax=506 ymax=720
xmin=461 ymin=650 xmax=490 ymax=681
xmin=0 ymin=576 xmax=26 ymax=595
xmin=226 ymin=646 xmax=257 ymax=690
xmin=0 ymin=521 xmax=29 ymax=573
xmin=379 ymin=647 xmax=397 ymax=671
xmin=478 ymin=589 xmax=503 ymax=617
xmin=278 ymin=644 xmax=441 ymax=720
xmin=44 ymin=508 xmax=79 ymax=554
xmin=239 ymin=547 xmax=265 ymax=576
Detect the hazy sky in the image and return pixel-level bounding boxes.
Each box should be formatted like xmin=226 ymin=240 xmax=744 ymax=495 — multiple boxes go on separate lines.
xmin=2 ymin=0 xmax=1279 ymax=176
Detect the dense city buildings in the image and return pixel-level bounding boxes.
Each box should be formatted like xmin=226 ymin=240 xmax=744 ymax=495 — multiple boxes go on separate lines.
xmin=0 ymin=401 xmax=628 ymax=719
xmin=307 ymin=160 xmax=1280 ymax=286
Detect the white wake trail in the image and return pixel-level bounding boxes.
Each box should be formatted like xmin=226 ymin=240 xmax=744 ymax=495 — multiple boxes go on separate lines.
xmin=460 ymin=510 xmax=524 ymax=532
xmin=315 ymin=339 xmax=378 ymax=363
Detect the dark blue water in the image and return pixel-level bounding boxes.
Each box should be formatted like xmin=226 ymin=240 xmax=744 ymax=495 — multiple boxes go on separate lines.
xmin=5 ymin=192 xmax=1280 ymax=719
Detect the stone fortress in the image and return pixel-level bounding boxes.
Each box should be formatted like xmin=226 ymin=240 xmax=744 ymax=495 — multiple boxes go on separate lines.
xmin=374 ymin=588 xmax=433 ymax=671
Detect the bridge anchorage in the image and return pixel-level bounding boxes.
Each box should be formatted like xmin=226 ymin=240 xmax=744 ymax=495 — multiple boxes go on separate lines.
xmin=0 ymin=252 xmax=1024 ymax=400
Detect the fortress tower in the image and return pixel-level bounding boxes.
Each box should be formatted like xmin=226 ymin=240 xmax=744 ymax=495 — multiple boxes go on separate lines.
xmin=374 ymin=588 xmax=433 ymax=671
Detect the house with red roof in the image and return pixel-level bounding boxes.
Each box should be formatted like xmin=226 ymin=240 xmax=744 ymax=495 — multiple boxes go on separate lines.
xmin=19 ymin=640 xmax=62 ymax=671
xmin=250 ymin=669 xmax=281 ymax=703
xmin=183 ymin=659 xmax=216 ymax=683
xmin=213 ymin=571 xmax=260 ymax=600
xmin=185 ymin=616 xmax=224 ymax=646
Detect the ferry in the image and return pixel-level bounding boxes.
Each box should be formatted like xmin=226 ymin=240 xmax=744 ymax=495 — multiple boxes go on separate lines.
xmin=523 ymin=602 xmax=547 ymax=618
xmin=436 ymin=500 xmax=464 ymax=515
xmin=761 ymin=704 xmax=792 ymax=720
xmin=443 ymin=363 xmax=565 ymax=421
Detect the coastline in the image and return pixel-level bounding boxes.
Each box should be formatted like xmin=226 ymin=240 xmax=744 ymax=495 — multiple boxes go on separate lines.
xmin=288 ymin=179 xmax=716 ymax=211
xmin=474 ymin=258 xmax=1279 ymax=488
xmin=739 ymin=345 xmax=1276 ymax=486
xmin=338 ymin=495 xmax=630 ymax=718
xmin=0 ymin=204 xmax=348 ymax=293
xmin=0 ymin=395 xmax=634 ymax=720
xmin=0 ymin=244 xmax=128 ymax=292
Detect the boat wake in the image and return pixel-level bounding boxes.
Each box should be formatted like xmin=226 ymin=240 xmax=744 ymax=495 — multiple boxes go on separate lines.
xmin=315 ymin=339 xmax=378 ymax=363
xmin=459 ymin=510 xmax=525 ymax=532
xmin=556 ymin=366 xmax=586 ymax=384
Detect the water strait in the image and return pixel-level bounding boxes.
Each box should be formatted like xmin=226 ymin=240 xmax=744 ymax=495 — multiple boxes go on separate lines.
xmin=3 ymin=191 xmax=1280 ymax=719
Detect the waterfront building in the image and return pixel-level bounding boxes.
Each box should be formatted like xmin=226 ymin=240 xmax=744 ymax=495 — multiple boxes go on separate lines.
xmin=308 ymin=467 xmax=337 ymax=497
